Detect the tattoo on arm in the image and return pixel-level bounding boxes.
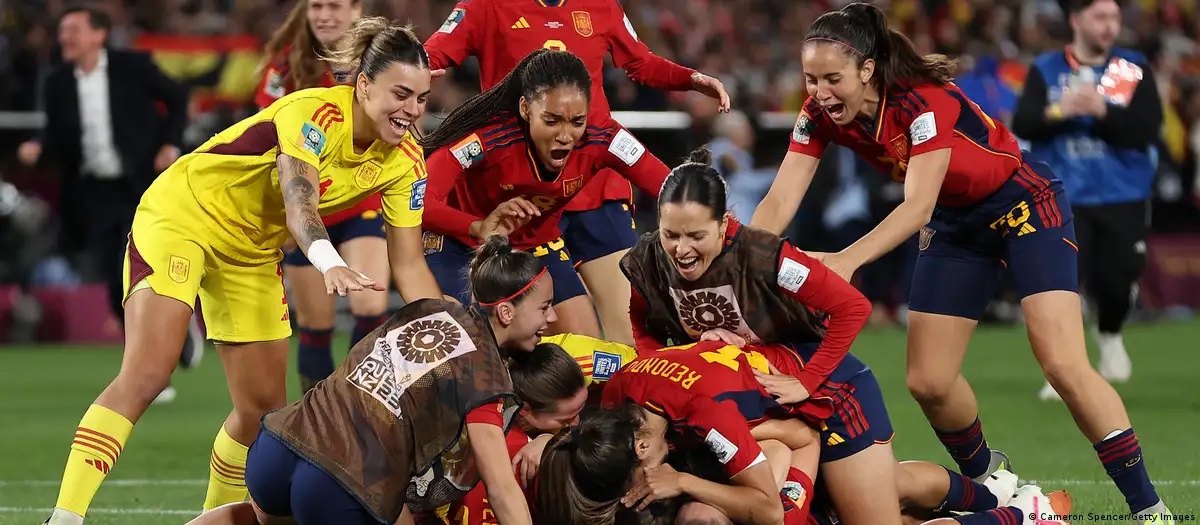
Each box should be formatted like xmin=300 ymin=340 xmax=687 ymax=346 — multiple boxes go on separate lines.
xmin=278 ymin=155 xmax=330 ymax=250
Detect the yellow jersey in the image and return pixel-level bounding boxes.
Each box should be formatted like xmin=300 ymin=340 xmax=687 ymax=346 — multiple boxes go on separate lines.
xmin=138 ymin=85 xmax=427 ymax=262
xmin=539 ymin=333 xmax=638 ymax=387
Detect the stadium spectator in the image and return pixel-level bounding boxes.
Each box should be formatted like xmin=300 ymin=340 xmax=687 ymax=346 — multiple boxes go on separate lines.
xmin=14 ymin=5 xmax=201 ymax=397
xmin=1012 ymin=0 xmax=1164 ymax=401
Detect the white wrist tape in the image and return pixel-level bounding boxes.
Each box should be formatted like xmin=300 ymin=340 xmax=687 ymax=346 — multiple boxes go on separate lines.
xmin=306 ymin=239 xmax=348 ymax=274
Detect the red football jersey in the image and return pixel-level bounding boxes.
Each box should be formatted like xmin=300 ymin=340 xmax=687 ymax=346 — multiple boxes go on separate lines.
xmin=628 ymin=220 xmax=871 ymax=394
xmin=424 ymin=0 xmax=696 ymax=210
xmin=445 ymin=426 xmax=533 ymax=525
xmin=601 ymin=340 xmax=779 ymax=478
xmin=257 ymin=46 xmax=382 ymax=226
xmin=788 ymin=82 xmax=1023 ymax=207
xmin=424 ymin=116 xmax=669 ymax=249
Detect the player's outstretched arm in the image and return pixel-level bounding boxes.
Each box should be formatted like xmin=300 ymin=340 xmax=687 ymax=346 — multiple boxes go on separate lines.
xmin=468 ymin=422 xmax=534 ymax=525
xmin=386 ymin=224 xmax=443 ymax=302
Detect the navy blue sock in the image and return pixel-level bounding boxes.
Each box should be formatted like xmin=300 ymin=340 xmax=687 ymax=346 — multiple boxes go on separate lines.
xmin=953 ymin=507 xmax=1022 ymax=525
xmin=297 ymin=328 xmax=334 ymax=393
xmin=351 ymin=314 xmax=388 ymax=347
xmin=1094 ymin=428 xmax=1160 ymax=514
xmin=934 ymin=417 xmax=993 ymax=479
xmin=943 ymin=467 xmax=999 ymax=512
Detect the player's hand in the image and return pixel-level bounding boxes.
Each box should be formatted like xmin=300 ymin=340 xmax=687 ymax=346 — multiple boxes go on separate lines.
xmin=699 ymin=328 xmax=746 ymax=347
xmin=323 ymin=266 xmax=385 ymax=296
xmin=512 ymin=433 xmax=553 ymax=488
xmin=154 ymin=145 xmax=181 ymax=172
xmin=753 ymin=362 xmax=811 ymax=404
xmin=810 ymin=251 xmax=859 ymax=282
xmin=473 ymin=197 xmax=541 ymax=239
xmin=17 ymin=141 xmax=41 ymax=166
xmin=430 ymin=68 xmax=448 ymax=79
xmin=691 ymin=72 xmax=731 ymax=113
xmin=623 ymin=463 xmax=686 ymax=511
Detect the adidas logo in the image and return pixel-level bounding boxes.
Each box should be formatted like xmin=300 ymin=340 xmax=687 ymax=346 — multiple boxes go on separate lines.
xmin=512 ymin=17 xmax=531 ymax=29
xmin=825 ymin=432 xmax=845 ymax=446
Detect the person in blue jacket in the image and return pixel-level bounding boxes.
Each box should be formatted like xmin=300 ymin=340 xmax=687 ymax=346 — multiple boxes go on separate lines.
xmin=1012 ymin=0 xmax=1162 ymax=401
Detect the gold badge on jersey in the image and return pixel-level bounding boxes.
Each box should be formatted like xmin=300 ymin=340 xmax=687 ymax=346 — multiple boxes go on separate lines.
xmin=889 ymin=134 xmax=909 ymax=160
xmin=919 ymin=227 xmax=935 ymax=251
xmin=356 ymin=163 xmax=381 ymax=189
xmin=572 ymin=11 xmax=593 ymax=37
xmin=422 ymin=231 xmax=444 ymax=254
xmin=563 ymin=176 xmax=584 ymax=197
xmin=168 ymin=256 xmax=191 ymax=283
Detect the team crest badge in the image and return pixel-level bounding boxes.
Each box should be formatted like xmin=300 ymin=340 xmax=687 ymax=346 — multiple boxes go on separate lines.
xmin=355 ymin=163 xmax=381 ymax=189
xmin=422 ymin=232 xmax=444 ymax=254
xmin=889 ymin=134 xmax=909 ymax=160
xmin=919 ymin=226 xmax=935 ymax=251
xmin=572 ymin=11 xmax=593 ymax=37
xmin=563 ymin=176 xmax=584 ymax=197
xmin=168 ymin=255 xmax=191 ymax=284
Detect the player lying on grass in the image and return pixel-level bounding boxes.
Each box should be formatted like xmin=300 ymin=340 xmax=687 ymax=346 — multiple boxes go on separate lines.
xmin=42 ymin=17 xmax=443 ymax=525
xmin=750 ymin=3 xmax=1172 ymax=523
xmin=419 ymin=49 xmax=669 ymax=339
xmin=187 ymin=236 xmax=558 ymax=525
xmin=425 ymin=0 xmax=731 ymax=349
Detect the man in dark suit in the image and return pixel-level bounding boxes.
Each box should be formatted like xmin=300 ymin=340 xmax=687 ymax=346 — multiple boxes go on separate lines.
xmin=18 ymin=6 xmax=201 ymax=388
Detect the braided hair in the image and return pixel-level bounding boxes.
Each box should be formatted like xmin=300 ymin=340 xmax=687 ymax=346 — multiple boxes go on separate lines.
xmin=421 ymin=49 xmax=592 ymax=151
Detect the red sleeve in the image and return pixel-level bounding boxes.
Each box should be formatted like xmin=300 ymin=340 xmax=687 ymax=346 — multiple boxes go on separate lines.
xmin=605 ymin=3 xmax=695 ymax=91
xmin=423 ymin=1 xmax=483 ymax=71
xmin=683 ymin=398 xmax=767 ymax=478
xmin=774 ymin=242 xmax=871 ymax=393
xmin=629 ymin=288 xmax=665 ymax=353
xmin=787 ymin=101 xmax=832 ymax=158
xmin=465 ymin=399 xmax=506 ymax=427
xmin=602 ymin=127 xmax=669 ymax=197
xmin=903 ymin=87 xmax=961 ymax=157
xmin=424 ymin=135 xmax=486 ymax=245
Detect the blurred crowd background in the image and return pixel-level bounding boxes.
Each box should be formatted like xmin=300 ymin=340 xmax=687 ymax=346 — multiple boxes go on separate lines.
xmin=1 ymin=0 xmax=1199 ymax=340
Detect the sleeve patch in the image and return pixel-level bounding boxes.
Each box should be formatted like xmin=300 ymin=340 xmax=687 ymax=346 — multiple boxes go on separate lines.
xmin=264 ymin=69 xmax=286 ymax=99
xmin=777 ymin=257 xmax=811 ymax=292
xmin=451 ymin=134 xmax=484 ymax=169
xmin=622 ymin=14 xmax=639 ymax=40
xmin=409 ymin=178 xmax=427 ymax=210
xmin=609 ymin=128 xmax=647 ymax=166
xmin=439 ymin=8 xmax=465 ymax=34
xmin=592 ymin=351 xmax=623 ymax=380
xmin=704 ymin=428 xmax=739 ymax=465
xmin=909 ymin=112 xmax=937 ymax=146
xmin=299 ymin=122 xmax=327 ymax=156
xmin=792 ymin=113 xmax=812 ymax=144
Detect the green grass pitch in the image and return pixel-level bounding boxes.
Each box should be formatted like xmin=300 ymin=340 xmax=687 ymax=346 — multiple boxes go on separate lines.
xmin=1 ymin=321 xmax=1198 ymax=524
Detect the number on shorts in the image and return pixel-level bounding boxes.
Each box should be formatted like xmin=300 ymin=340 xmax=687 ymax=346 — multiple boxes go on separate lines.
xmin=543 ymin=39 xmax=567 ymax=51
xmin=531 ymin=237 xmax=567 ymax=257
xmin=989 ymin=200 xmax=1036 ymax=236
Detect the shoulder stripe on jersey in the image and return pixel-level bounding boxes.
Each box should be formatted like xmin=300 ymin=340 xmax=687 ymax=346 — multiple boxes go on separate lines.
xmin=907 ymin=89 xmax=929 ymax=109
xmin=483 ymin=128 xmax=523 ymax=148
xmin=898 ymin=92 xmax=928 ymax=117
xmin=400 ymin=141 xmax=422 ymax=164
xmin=488 ymin=134 xmax=526 ymax=152
xmin=481 ymin=119 xmax=522 ymax=140
xmin=312 ymin=103 xmax=343 ymax=131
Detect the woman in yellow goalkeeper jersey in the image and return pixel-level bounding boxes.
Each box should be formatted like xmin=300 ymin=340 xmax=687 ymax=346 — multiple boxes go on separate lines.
xmin=42 ymin=17 xmax=442 ymax=525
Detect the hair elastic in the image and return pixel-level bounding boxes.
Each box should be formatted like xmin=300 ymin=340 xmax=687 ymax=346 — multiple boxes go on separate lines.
xmin=804 ymin=37 xmax=865 ymax=57
xmin=478 ymin=267 xmax=548 ymax=307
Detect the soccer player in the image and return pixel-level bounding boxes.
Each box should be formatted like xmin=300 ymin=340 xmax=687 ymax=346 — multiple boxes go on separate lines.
xmin=187 ymin=236 xmax=555 ymax=525
xmin=420 ymin=49 xmax=669 ymax=338
xmin=42 ymin=18 xmax=441 ymax=525
xmin=1011 ymin=0 xmax=1162 ymax=400
xmin=257 ymin=0 xmax=395 ymax=394
xmin=424 ymin=0 xmax=730 ymax=346
xmin=749 ymin=3 xmax=1174 ymax=523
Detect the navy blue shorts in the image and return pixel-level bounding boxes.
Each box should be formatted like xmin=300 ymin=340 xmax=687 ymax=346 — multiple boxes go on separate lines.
xmin=282 ymin=212 xmax=386 ymax=267
xmin=423 ymin=232 xmax=587 ymax=305
xmin=245 ymin=429 xmax=386 ymax=525
xmin=814 ymin=367 xmax=894 ymax=463
xmin=559 ymin=201 xmax=640 ymax=265
xmin=909 ymin=162 xmax=1079 ymax=320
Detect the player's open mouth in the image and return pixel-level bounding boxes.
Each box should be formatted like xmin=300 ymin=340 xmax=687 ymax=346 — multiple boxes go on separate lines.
xmin=389 ymin=118 xmax=411 ymax=136
xmin=548 ymin=148 xmax=571 ymax=168
xmin=674 ymin=256 xmax=700 ymax=275
xmin=824 ymin=103 xmax=846 ymax=120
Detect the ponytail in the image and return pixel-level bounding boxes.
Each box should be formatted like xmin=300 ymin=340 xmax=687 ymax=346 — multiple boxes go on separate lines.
xmin=322 ymin=16 xmax=427 ymax=80
xmin=806 ymin=2 xmax=956 ymax=89
xmin=467 ymin=235 xmax=545 ymax=308
xmin=421 ymin=49 xmax=591 ymax=151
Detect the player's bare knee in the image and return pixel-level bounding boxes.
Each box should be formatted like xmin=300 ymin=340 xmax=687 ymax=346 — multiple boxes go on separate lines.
xmin=905 ymin=372 xmax=953 ymax=406
xmin=1040 ymin=359 xmax=1095 ymax=396
xmin=114 ymin=366 xmax=173 ymax=406
xmin=675 ymin=502 xmax=732 ymax=525
xmin=347 ymin=293 xmax=388 ymax=317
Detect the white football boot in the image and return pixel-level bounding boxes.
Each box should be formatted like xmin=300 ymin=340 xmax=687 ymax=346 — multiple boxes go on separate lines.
xmin=1010 ymin=485 xmax=1073 ymax=524
xmin=982 ymin=469 xmax=1019 ymax=507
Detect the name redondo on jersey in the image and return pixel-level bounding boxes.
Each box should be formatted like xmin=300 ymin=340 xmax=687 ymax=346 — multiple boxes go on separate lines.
xmin=624 ymin=357 xmax=703 ymax=389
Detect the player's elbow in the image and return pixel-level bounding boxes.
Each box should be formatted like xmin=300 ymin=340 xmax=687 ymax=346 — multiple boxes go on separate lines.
xmin=750 ymin=493 xmax=785 ymax=525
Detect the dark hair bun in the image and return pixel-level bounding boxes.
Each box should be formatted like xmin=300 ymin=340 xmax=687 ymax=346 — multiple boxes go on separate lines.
xmin=684 ymin=147 xmax=713 ymax=167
